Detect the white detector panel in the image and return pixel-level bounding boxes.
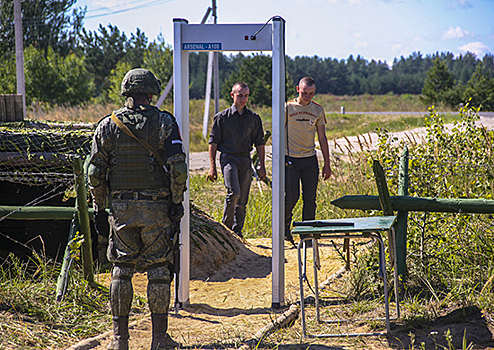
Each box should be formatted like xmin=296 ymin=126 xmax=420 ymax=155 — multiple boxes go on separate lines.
xmin=174 ymin=17 xmax=286 ymax=309
xmin=181 ymin=24 xmax=272 ymax=51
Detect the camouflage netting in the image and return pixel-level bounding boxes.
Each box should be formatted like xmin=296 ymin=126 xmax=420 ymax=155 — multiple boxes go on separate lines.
xmin=0 ymin=120 xmax=95 ymax=259
xmin=0 ymin=120 xmax=94 ymax=186
xmin=190 ymin=205 xmax=253 ymax=280
xmin=0 ymin=120 xmax=245 ymax=274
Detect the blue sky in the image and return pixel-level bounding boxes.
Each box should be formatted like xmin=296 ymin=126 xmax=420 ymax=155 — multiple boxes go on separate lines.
xmin=76 ymin=0 xmax=494 ymax=64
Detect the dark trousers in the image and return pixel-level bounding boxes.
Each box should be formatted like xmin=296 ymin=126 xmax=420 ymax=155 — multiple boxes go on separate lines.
xmin=220 ymin=153 xmax=252 ymax=235
xmin=284 ymin=155 xmax=319 ymax=234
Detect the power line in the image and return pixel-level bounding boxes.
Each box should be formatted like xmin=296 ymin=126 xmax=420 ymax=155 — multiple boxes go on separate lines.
xmin=4 ymin=0 xmax=176 ymax=28
xmin=85 ymin=0 xmax=176 ymax=19
xmin=4 ymin=0 xmax=176 ymax=22
xmin=85 ymin=0 xmax=148 ymax=14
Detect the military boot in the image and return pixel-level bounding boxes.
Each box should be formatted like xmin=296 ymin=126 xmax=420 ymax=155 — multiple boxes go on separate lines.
xmin=150 ymin=313 xmax=179 ymax=349
xmin=107 ymin=316 xmax=129 ymax=350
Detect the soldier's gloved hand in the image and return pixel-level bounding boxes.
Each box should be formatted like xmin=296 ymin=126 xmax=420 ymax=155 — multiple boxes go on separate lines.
xmin=169 ymin=202 xmax=184 ymax=222
xmin=94 ymin=210 xmax=109 ymax=238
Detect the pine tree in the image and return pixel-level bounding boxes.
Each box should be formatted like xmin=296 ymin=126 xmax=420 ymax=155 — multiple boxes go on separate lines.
xmin=421 ymin=58 xmax=456 ymax=106
xmin=464 ymin=62 xmax=494 ymax=111
xmin=0 ymin=0 xmax=85 ymax=55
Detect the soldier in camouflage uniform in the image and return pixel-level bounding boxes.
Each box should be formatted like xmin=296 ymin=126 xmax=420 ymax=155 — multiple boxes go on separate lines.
xmin=88 ymin=68 xmax=187 ymax=350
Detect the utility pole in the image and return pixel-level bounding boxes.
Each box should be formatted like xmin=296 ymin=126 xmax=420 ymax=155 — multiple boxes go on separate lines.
xmin=212 ymin=0 xmax=219 ymax=115
xmin=14 ymin=0 xmax=26 ymax=117
xmin=202 ymin=0 xmax=219 ymax=139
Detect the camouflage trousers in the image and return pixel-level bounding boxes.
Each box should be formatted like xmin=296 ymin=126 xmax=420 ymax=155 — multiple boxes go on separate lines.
xmin=108 ymin=195 xmax=174 ymax=268
xmin=107 ymin=194 xmax=176 ymax=316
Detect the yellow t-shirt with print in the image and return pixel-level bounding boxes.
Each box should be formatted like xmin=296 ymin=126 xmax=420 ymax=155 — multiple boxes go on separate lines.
xmin=285 ymin=99 xmax=326 ymax=158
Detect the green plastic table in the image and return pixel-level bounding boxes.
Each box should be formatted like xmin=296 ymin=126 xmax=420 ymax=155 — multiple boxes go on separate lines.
xmin=292 ymin=216 xmax=400 ymax=337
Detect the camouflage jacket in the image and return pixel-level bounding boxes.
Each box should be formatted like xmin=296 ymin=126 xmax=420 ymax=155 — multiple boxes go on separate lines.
xmin=88 ymin=104 xmax=187 ymax=211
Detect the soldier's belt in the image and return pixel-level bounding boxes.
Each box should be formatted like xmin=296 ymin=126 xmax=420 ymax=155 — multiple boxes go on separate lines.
xmin=113 ymin=192 xmax=170 ymax=201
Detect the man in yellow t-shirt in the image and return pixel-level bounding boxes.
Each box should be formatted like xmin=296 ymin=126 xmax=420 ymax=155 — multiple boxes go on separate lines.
xmin=285 ymin=76 xmax=333 ymax=243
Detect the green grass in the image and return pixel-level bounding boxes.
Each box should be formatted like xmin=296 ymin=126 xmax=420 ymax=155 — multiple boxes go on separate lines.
xmin=316 ymin=93 xmax=447 ymax=113
xmin=0 ymin=252 xmax=148 ymax=349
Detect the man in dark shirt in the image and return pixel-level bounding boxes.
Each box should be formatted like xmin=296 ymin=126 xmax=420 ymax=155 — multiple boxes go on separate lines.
xmin=208 ymin=82 xmax=266 ymax=237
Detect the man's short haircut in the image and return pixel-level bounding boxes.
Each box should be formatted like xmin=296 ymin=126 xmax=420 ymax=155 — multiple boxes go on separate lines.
xmin=232 ymin=81 xmax=249 ymax=92
xmin=298 ymin=76 xmax=316 ymax=87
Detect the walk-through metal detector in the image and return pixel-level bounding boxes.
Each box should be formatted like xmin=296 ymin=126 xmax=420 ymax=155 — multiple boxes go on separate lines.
xmin=173 ymin=17 xmax=286 ymax=309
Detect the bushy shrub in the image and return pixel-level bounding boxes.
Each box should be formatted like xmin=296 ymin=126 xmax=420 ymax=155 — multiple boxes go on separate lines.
xmin=369 ymin=103 xmax=494 ymax=300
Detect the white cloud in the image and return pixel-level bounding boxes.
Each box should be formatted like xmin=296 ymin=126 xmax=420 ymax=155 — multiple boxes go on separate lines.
xmin=442 ymin=26 xmax=470 ymax=40
xmin=459 ymin=42 xmax=490 ymax=57
xmin=353 ymin=32 xmax=363 ymax=38
xmin=391 ymin=44 xmax=414 ymax=60
xmin=355 ymin=41 xmax=368 ymax=48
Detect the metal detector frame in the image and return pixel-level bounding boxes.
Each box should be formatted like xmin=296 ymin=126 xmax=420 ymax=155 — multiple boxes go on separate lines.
xmin=173 ymin=17 xmax=286 ymax=308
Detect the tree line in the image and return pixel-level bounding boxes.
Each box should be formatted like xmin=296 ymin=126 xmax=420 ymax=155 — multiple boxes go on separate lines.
xmin=1 ymin=0 xmax=493 ymax=110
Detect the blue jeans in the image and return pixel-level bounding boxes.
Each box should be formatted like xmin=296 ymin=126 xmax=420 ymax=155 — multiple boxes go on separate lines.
xmin=284 ymin=155 xmax=319 ymax=235
xmin=220 ymin=153 xmax=252 ymax=236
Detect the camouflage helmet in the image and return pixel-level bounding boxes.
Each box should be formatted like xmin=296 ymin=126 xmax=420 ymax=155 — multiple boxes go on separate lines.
xmin=121 ymin=68 xmax=161 ymax=96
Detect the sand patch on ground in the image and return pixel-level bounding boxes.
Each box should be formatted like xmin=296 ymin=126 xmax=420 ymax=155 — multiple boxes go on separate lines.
xmin=84 ymin=220 xmax=361 ymax=350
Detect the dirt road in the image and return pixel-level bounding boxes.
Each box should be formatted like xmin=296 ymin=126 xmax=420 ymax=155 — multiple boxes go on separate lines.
xmin=189 ymin=115 xmax=494 ymax=172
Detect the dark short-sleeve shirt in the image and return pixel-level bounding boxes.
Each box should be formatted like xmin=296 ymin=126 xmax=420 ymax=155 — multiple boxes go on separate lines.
xmin=209 ymin=105 xmax=265 ymax=154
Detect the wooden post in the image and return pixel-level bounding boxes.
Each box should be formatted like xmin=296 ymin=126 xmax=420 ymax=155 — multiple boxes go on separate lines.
xmin=55 ymin=218 xmax=79 ymax=301
xmin=0 ymin=205 xmax=93 ymax=220
xmin=73 ymin=156 xmax=94 ymax=284
xmin=331 ymin=195 xmax=494 ymax=213
xmin=373 ymin=160 xmax=394 ymax=216
xmin=396 ymin=146 xmax=409 ymax=280
xmin=373 ymin=160 xmax=395 ymax=264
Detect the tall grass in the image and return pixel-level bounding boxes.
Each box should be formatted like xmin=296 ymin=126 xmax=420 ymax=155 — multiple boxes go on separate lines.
xmin=27 ymin=101 xmax=118 ymax=123
xmin=325 ymin=111 xmax=460 ymax=139
xmin=0 ymin=252 xmax=147 ymax=349
xmin=189 ymin=146 xmax=376 ymax=238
